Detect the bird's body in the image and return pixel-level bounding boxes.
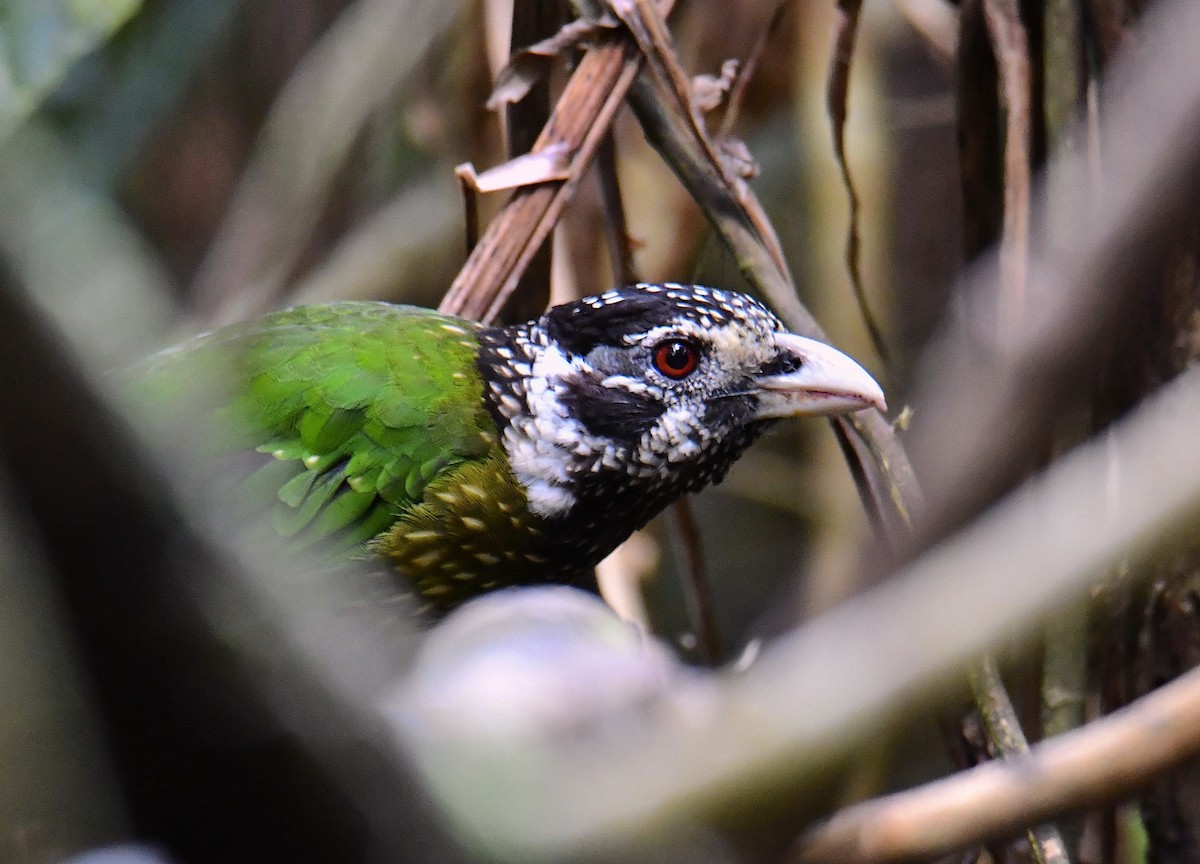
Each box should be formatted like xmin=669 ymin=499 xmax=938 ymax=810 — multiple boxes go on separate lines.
xmin=136 ymin=283 xmax=883 ymax=611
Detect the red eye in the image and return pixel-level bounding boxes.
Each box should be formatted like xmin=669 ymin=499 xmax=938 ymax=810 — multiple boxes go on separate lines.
xmin=653 ymin=340 xmax=699 ymax=379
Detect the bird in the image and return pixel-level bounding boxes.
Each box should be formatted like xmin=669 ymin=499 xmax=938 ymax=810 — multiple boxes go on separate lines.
xmin=135 ymin=282 xmax=885 ymax=613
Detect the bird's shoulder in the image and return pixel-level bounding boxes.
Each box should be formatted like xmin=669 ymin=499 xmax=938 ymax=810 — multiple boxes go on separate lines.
xmin=133 ymin=302 xmax=500 ymax=551
xmin=372 ymin=445 xmax=559 ymax=609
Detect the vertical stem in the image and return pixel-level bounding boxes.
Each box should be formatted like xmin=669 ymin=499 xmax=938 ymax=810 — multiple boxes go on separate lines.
xmin=504 ymin=0 xmax=564 ymax=322
xmin=1042 ymin=603 xmax=1089 ymax=739
xmin=982 ymin=0 xmax=1033 ymax=349
xmin=1043 ymin=0 xmax=1085 ymax=146
xmin=595 ymin=131 xmax=637 ymax=285
xmin=1041 ymin=0 xmax=1089 ymax=847
xmin=826 ymin=0 xmax=892 ymax=371
xmin=670 ymin=497 xmax=723 ymax=666
xmin=970 ymin=656 xmax=1073 ymax=864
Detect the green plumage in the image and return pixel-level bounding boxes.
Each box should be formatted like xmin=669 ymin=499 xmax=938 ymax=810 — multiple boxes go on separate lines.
xmin=134 ymin=302 xmax=532 ymax=608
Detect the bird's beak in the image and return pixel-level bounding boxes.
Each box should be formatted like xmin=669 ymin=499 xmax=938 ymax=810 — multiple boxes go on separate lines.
xmin=753 ymin=332 xmax=887 ymax=419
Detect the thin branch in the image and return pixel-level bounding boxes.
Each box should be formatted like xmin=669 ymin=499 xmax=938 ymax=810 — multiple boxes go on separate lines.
xmin=982 ymin=0 xmax=1033 ymax=349
xmin=827 ymin=0 xmax=894 ymax=371
xmin=716 ymin=1 xmax=788 ymax=139
xmin=968 ymin=660 xmax=1029 ymax=759
xmin=796 ymin=661 xmax=1200 ymax=864
xmin=670 ymin=496 xmax=723 ymax=666
xmin=969 ymin=657 xmax=1073 ymax=864
xmin=1040 ymin=594 xmax=1089 ymax=862
xmin=456 ymin=164 xmax=482 ymax=255
xmin=956 ymin=0 xmax=1004 ymax=262
xmin=595 ymin=130 xmax=638 ymax=285
xmin=1042 ymin=603 xmax=1088 ymax=739
xmin=1043 ymin=0 xmax=1085 ymax=147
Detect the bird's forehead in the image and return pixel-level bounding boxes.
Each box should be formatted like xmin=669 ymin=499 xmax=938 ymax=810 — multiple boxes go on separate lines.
xmin=585 ymin=282 xmax=781 ymax=328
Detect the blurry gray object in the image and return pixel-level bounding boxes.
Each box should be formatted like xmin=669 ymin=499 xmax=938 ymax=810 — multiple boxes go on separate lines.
xmin=64 ymin=846 xmax=174 ymax=864
xmin=394 ymin=586 xmax=689 ymax=743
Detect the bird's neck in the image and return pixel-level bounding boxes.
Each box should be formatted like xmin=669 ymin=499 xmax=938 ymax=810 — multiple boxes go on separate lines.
xmin=530 ymin=422 xmax=766 ymax=573
xmin=476 ymin=322 xmax=594 ymax=519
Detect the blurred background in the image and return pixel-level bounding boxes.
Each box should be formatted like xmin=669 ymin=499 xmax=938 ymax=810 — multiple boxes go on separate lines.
xmin=3 ymin=0 xmax=1195 ymax=862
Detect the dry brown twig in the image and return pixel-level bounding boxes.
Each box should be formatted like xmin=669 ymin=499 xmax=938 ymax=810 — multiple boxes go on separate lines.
xmin=669 ymin=496 xmax=723 ymax=665
xmin=795 ymin=660 xmax=1200 ymax=864
xmin=439 ymin=1 xmax=676 ymax=322
xmin=595 ymin=130 xmax=638 ymax=285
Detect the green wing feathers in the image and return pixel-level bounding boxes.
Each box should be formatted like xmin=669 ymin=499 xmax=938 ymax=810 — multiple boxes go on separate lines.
xmin=133 ymin=303 xmax=498 ymax=552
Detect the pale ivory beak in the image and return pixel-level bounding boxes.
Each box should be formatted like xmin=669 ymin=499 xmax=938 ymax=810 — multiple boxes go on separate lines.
xmin=753 ymin=332 xmax=887 ymax=419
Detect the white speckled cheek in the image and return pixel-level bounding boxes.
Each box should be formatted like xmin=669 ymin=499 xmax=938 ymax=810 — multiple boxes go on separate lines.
xmin=635 ymin=403 xmax=709 ymax=473
xmin=500 ymin=342 xmax=615 ymax=519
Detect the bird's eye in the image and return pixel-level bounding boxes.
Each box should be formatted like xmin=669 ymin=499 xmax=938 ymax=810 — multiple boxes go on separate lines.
xmin=652 ymin=340 xmax=700 ymax=379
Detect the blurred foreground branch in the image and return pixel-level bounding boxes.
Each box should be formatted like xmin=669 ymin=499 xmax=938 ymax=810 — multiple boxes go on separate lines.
xmin=903 ymin=0 xmax=1200 ymax=558
xmin=0 ymin=253 xmax=468 ymax=862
